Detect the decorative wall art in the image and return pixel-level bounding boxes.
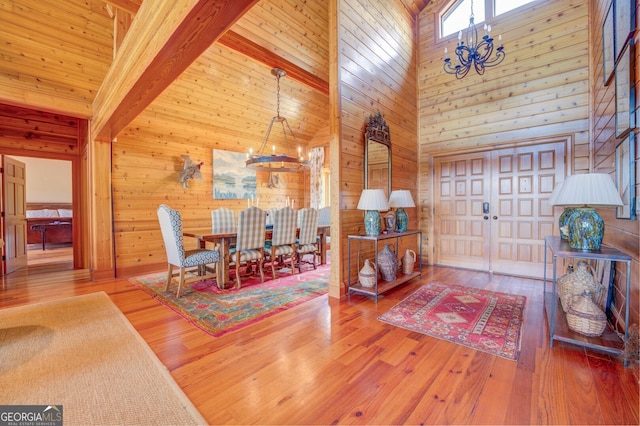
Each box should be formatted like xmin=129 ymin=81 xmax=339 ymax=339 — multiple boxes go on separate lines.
xmin=614 ymin=0 xmax=634 ymax=62
xmin=212 ymin=149 xmax=256 ymax=199
xmin=614 ymin=43 xmax=633 ymax=138
xmin=615 ymin=133 xmax=636 ymax=219
xmin=602 ymin=1 xmax=614 ymax=85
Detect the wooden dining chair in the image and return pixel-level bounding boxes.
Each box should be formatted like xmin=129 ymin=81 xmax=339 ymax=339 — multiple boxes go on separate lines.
xmin=230 ymin=206 xmax=267 ymax=288
xmin=156 ymin=204 xmax=220 ymax=297
xmin=295 ymin=207 xmax=319 ymax=272
xmin=264 ymin=207 xmax=297 ymax=279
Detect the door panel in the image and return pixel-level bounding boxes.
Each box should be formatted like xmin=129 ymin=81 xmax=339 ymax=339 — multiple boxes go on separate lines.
xmin=490 ymin=143 xmax=565 ymax=277
xmin=2 ymin=156 xmax=28 ymax=274
xmin=434 ymin=142 xmax=565 ymax=279
xmin=434 ymin=152 xmax=490 ymax=271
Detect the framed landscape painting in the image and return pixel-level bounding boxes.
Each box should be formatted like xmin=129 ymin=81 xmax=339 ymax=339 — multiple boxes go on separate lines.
xmin=212 ymin=149 xmax=256 ymax=199
xmin=602 ymin=1 xmax=614 ymax=85
xmin=615 ymin=133 xmax=636 ymax=219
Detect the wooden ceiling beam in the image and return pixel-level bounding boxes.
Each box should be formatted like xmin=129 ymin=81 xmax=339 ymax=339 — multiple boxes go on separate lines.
xmin=91 ymin=0 xmax=259 ymax=140
xmin=102 ymin=0 xmax=141 ymax=16
xmin=218 ymin=31 xmax=329 ymax=96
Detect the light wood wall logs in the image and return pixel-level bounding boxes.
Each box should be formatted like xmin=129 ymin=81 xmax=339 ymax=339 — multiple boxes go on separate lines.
xmin=334 ymin=0 xmax=419 ymax=295
xmin=417 ymin=0 xmax=591 ymax=266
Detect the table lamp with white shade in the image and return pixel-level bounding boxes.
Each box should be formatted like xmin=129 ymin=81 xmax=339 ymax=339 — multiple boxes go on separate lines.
xmin=548 ymin=181 xmax=576 ymax=241
xmin=357 ymin=189 xmax=389 ymax=236
xmin=388 ymin=190 xmax=415 ymax=232
xmin=549 ymin=173 xmax=623 ymax=250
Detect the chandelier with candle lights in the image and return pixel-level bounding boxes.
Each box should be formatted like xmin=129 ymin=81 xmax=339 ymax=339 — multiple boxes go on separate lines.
xmin=443 ymin=0 xmax=505 ymax=79
xmin=246 ymin=68 xmax=310 ymax=172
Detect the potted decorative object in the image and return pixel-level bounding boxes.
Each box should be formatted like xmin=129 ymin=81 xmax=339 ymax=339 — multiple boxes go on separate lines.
xmin=358 ymin=259 xmax=377 ymax=288
xmin=559 ymin=261 xmax=599 ymax=312
xmin=378 ymin=244 xmax=398 ymax=281
xmin=402 ymin=248 xmax=416 ymax=274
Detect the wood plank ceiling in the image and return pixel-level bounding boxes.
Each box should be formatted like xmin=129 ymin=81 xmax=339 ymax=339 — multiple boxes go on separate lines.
xmin=0 ymin=0 xmax=430 ymax=150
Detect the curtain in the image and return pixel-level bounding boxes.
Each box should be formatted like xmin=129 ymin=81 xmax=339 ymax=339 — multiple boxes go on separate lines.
xmin=309 ymin=147 xmax=324 ymax=208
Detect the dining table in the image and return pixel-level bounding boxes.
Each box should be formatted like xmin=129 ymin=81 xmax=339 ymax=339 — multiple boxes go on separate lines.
xmin=183 ymin=225 xmax=330 ymax=288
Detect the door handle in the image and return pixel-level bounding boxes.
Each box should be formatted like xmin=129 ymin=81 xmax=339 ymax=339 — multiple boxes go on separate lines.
xmin=493 ymin=216 xmax=498 ymax=220
xmin=483 ymin=216 xmax=489 ymax=220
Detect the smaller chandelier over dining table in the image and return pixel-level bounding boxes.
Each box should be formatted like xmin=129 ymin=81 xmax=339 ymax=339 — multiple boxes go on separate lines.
xmin=246 ymin=67 xmax=311 ymax=172
xmin=443 ymin=0 xmax=505 ymax=79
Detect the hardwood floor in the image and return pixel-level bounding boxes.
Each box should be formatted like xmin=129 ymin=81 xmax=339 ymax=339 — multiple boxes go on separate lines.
xmin=0 ymin=261 xmax=638 ymax=425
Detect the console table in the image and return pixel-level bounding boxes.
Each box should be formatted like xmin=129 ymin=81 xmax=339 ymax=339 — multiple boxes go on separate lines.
xmin=347 ymin=230 xmax=422 ymax=302
xmin=543 ymin=236 xmax=631 ymax=366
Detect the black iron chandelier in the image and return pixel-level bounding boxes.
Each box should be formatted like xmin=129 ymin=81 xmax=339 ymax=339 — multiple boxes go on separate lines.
xmin=246 ymin=68 xmax=310 ymax=172
xmin=443 ymin=0 xmax=505 ymax=79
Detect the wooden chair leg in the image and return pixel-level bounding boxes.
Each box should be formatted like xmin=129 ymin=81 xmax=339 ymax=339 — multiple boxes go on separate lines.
xmin=271 ymin=254 xmax=276 ymax=280
xmin=258 ymin=256 xmax=264 ymax=283
xmin=177 ymin=267 xmax=186 ymax=298
xmin=165 ymin=264 xmax=174 ymax=291
xmin=235 ymin=259 xmax=242 ymax=289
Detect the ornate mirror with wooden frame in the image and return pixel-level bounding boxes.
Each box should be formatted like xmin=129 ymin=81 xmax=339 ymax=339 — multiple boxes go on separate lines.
xmin=364 ymin=111 xmax=391 ymax=199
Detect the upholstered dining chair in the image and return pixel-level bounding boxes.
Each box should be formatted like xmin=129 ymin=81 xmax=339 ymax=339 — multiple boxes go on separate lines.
xmin=211 ymin=207 xmax=236 ymax=234
xmin=295 ymin=207 xmax=319 ymax=273
xmin=229 ymin=206 xmax=267 ymax=288
xmin=317 ymin=205 xmax=331 ymax=250
xmin=156 ymin=204 xmax=220 ymax=297
xmin=264 ymin=206 xmax=297 ymax=279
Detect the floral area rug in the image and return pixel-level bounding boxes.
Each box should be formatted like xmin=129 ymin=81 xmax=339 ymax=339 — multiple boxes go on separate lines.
xmin=378 ymin=282 xmax=526 ymax=360
xmin=129 ymin=264 xmax=329 ymax=337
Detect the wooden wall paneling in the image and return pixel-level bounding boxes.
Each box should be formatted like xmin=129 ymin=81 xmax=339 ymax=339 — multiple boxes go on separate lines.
xmin=418 ymin=1 xmax=589 ymax=151
xmin=418 ymin=0 xmax=591 ymax=271
xmin=336 ymin=0 xmax=419 ymax=294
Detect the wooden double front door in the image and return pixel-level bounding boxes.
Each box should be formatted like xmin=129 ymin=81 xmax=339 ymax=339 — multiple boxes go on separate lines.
xmin=434 ymin=142 xmax=565 ymax=279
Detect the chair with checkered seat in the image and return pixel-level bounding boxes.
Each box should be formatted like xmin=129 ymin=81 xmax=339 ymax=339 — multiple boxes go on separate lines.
xmin=295 ymin=207 xmax=319 ymax=272
xmin=157 ymin=204 xmax=220 ymax=297
xmin=264 ymin=206 xmax=297 ymax=279
xmin=229 ymin=206 xmax=267 ymax=288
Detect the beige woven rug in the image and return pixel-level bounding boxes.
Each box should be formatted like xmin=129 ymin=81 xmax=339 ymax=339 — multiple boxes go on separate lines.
xmin=0 ymin=292 xmax=206 ymax=425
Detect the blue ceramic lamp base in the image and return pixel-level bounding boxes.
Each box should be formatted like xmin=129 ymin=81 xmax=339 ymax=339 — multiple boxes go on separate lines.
xmin=395 ymin=208 xmax=408 ymax=232
xmin=567 ymin=207 xmax=604 ymax=250
xmin=364 ymin=210 xmax=382 ymax=236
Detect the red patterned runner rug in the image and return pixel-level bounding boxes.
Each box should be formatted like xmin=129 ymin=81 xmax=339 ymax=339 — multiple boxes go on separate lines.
xmin=378 ymin=282 xmax=526 ymax=360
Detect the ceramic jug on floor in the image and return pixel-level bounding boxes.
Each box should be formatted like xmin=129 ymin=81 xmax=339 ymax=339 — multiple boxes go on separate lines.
xmin=402 ymin=248 xmax=416 ymax=274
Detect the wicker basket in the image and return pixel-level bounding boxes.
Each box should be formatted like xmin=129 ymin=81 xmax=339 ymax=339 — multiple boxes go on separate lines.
xmin=559 ymin=261 xmax=599 ymax=312
xmin=566 ymin=293 xmax=607 ymax=337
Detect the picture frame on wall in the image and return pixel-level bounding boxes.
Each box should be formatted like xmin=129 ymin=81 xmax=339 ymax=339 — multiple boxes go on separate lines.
xmin=602 ymin=1 xmax=615 ymax=85
xmin=615 ymin=133 xmax=636 ymax=219
xmin=614 ymin=43 xmax=633 ymax=138
xmin=614 ymin=0 xmax=634 ymax=63
xmin=212 ymin=149 xmax=256 ymax=200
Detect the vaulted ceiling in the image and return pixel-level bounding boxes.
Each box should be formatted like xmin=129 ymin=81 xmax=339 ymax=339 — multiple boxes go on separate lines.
xmin=0 ymin=0 xmax=430 ymax=148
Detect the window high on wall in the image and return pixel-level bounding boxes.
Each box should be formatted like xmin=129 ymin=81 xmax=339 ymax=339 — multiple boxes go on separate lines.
xmin=440 ymin=0 xmax=536 ymax=38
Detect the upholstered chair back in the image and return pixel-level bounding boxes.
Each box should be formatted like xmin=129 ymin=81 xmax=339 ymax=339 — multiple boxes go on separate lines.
xmin=271 ymin=207 xmax=297 ymax=246
xmin=157 ymin=204 xmax=185 ymax=266
xmin=297 ymin=208 xmax=319 ymax=246
xmin=211 ymin=207 xmax=236 ymax=234
xmin=236 ymin=207 xmax=267 ymax=251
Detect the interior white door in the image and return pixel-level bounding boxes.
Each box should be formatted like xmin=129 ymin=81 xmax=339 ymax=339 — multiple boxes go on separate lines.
xmin=434 ymin=142 xmax=565 ymax=278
